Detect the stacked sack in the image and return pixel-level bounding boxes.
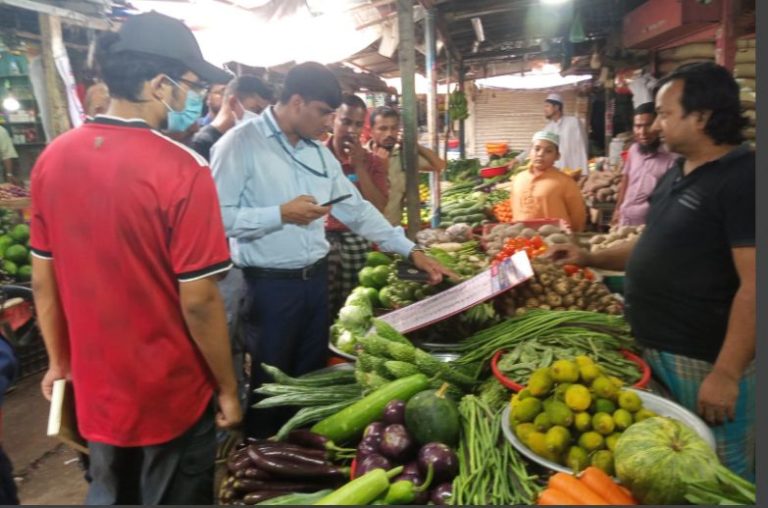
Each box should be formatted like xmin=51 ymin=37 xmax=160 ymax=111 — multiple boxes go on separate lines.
xmin=735 ymin=38 xmax=756 ymax=145
xmin=656 ymin=41 xmax=714 ymax=75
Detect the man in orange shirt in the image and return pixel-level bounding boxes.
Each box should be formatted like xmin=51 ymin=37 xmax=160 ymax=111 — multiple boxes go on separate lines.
xmin=509 ymin=131 xmax=586 ymax=231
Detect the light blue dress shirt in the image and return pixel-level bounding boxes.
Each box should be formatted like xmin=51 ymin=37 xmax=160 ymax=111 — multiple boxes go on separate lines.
xmin=210 ymin=107 xmax=415 ymax=269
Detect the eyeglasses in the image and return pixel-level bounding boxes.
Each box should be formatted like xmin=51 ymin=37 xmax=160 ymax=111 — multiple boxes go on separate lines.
xmin=177 ymin=77 xmax=209 ymax=95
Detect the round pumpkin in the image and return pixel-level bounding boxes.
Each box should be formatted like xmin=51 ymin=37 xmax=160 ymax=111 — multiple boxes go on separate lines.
xmin=614 ymin=416 xmax=718 ymax=505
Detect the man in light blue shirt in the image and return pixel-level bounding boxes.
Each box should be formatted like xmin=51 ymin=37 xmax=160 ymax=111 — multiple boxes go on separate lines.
xmin=211 ymin=62 xmax=454 ymax=438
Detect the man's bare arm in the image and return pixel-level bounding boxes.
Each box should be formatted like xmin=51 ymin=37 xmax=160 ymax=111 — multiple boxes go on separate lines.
xmin=31 ymin=257 xmax=71 ymax=400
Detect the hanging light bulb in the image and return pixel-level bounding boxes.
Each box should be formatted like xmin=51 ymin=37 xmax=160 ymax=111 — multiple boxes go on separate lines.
xmin=2 ymin=96 xmax=20 ymax=112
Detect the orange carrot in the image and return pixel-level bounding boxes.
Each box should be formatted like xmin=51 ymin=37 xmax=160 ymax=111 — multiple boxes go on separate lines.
xmin=548 ymin=472 xmax=611 ymax=505
xmin=538 ymin=487 xmax=583 ymax=505
xmin=619 ymin=485 xmax=637 ymax=501
xmin=579 ymin=467 xmax=637 ymax=505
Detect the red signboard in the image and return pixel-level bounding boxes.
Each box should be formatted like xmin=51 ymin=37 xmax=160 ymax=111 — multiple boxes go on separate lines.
xmin=623 ymin=0 xmax=722 ymax=49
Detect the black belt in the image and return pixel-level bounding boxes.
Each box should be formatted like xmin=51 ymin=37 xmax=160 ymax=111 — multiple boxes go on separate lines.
xmin=242 ymin=257 xmax=328 ymax=281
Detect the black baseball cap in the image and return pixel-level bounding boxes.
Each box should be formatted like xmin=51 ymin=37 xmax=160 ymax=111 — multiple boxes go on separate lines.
xmin=111 ymin=11 xmax=231 ymax=84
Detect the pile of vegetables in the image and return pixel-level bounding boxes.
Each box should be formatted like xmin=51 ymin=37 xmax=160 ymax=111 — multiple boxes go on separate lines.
xmin=537 ymin=468 xmax=638 ymax=505
xmin=0 ymin=210 xmax=31 ymax=283
xmin=438 ymin=192 xmax=489 ymax=229
xmin=615 ymin=417 xmax=756 ymax=505
xmin=453 ymin=309 xmax=634 ymax=365
xmin=453 ymin=395 xmax=541 ymax=505
xmin=483 ymin=223 xmax=570 ymax=258
xmin=485 ymin=155 xmax=514 ymax=168
xmin=426 ymin=241 xmax=488 ymax=279
xmin=508 ymin=358 xmax=655 ymax=475
xmin=495 ymin=334 xmax=642 ymax=387
xmin=444 ymin=158 xmax=481 ymax=183
xmin=580 ymin=170 xmax=622 ymax=204
xmin=415 ymin=223 xmax=474 ymax=248
xmin=348 ymin=385 xmax=461 ymax=505
xmin=0 ymin=183 xmax=29 ymax=200
xmin=355 ymin=324 xmax=478 ymax=393
xmin=495 ymin=258 xmax=622 ymax=315
xmin=297 ymin=374 xmax=462 ymax=505
xmin=490 ymin=235 xmax=549 ymax=264
xmin=589 ymin=225 xmax=644 ymax=252
xmin=486 ymin=188 xmax=510 ymax=206
xmin=251 ymin=364 xmax=363 ymax=440
xmin=491 ymin=200 xmax=513 ymax=223
xmin=219 ymin=432 xmax=351 ymax=505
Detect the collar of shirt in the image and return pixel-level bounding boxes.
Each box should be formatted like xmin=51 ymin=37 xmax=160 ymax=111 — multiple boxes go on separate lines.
xmin=526 ymin=166 xmax=557 ymax=180
xmin=260 ymin=106 xmax=321 ymax=152
xmin=671 ymin=144 xmax=750 ymax=187
xmin=90 ymin=114 xmax=151 ymax=130
xmin=635 ymin=144 xmax=673 ymax=161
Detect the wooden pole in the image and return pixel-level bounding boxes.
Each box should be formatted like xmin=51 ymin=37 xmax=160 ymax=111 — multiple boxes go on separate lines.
xmin=458 ymin=60 xmax=466 ymax=159
xmin=38 ymin=13 xmax=71 ymax=138
xmin=397 ymin=0 xmax=420 ymax=239
xmin=425 ymin=7 xmax=438 ymax=153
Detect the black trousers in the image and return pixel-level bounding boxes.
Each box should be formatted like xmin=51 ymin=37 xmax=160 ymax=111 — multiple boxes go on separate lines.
xmin=241 ymin=266 xmax=330 ymax=438
xmin=0 ymin=446 xmax=18 ymax=505
xmin=85 ymin=401 xmax=216 ymax=505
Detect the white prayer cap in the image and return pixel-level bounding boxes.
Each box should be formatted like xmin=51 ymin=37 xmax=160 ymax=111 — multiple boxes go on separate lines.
xmin=545 ymin=93 xmax=563 ymax=104
xmin=532 ymin=130 xmax=560 ymax=147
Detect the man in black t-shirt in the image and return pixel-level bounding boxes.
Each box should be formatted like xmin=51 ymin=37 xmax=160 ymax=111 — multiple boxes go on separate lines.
xmin=548 ymin=62 xmax=755 ymax=480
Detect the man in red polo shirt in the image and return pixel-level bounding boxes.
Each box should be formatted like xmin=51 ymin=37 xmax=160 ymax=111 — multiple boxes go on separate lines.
xmin=325 ymin=94 xmax=389 ymax=320
xmin=29 ymin=12 xmax=240 ymax=504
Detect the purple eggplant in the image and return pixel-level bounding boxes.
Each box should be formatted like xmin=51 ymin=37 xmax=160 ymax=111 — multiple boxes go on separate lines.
xmin=356 ymin=434 xmax=381 ymax=458
xmin=362 ymin=421 xmax=386 ymax=445
xmin=382 ymin=400 xmax=406 ymax=425
xmin=355 ymin=453 xmax=392 ymax=477
xmin=430 ymin=482 xmax=453 ymax=505
xmin=418 ymin=443 xmax=458 ymax=483
xmin=379 ymin=424 xmax=415 ymax=461
xmin=401 ymin=460 xmax=421 ymax=478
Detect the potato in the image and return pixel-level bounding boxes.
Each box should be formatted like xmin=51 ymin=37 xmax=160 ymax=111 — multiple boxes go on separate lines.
xmin=546 ymin=294 xmax=563 ymax=307
xmin=546 ymin=233 xmax=571 ymax=245
xmin=537 ymin=224 xmax=561 ymax=236
xmin=525 ymin=297 xmax=541 ymax=308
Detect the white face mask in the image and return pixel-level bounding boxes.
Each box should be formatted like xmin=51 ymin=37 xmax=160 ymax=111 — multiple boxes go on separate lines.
xmin=235 ymin=99 xmax=260 ymax=125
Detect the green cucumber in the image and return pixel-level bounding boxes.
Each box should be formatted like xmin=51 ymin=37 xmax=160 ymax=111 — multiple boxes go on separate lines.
xmin=314 ymin=467 xmax=403 ymax=505
xmin=256 ymin=489 xmax=333 ymax=505
xmin=310 ymin=374 xmax=429 ymax=444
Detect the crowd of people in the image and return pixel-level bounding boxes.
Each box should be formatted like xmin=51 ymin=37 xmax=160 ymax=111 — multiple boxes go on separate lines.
xmin=0 ymin=6 xmax=755 ymax=506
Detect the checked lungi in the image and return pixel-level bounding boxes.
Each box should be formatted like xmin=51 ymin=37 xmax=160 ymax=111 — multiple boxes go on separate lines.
xmin=326 ymin=231 xmax=372 ymax=321
xmin=642 ymin=347 xmax=755 ymax=481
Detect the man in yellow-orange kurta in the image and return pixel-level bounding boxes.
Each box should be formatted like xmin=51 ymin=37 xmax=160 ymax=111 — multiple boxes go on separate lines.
xmin=509 ymin=131 xmax=587 ymax=231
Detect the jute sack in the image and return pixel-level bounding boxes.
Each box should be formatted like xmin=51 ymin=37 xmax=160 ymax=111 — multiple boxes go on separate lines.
xmin=734 ymin=63 xmax=756 ymax=79
xmin=735 ymin=48 xmax=756 ymax=64
xmin=740 ymin=89 xmax=756 ymax=108
xmin=736 ymin=78 xmax=756 ymax=91
xmin=658 ymin=42 xmax=715 ymax=61
xmin=657 ymin=58 xmax=713 ymax=75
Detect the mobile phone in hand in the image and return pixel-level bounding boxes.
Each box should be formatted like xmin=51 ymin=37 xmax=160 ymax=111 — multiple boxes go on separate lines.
xmin=396 ymin=261 xmax=431 ymax=282
xmin=321 ymin=194 xmax=352 ymax=207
